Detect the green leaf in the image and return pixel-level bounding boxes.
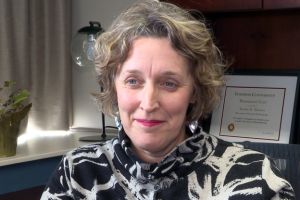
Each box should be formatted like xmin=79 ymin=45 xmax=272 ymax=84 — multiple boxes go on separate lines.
xmin=12 ymin=90 xmax=30 ymax=105
xmin=0 ymin=81 xmax=31 ymax=120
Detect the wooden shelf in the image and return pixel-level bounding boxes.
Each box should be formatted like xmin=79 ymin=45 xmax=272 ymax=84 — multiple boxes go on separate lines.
xmin=164 ymin=0 xmax=300 ymax=12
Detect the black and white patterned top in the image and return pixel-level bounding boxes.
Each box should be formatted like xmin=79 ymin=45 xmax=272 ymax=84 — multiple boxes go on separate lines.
xmin=41 ymin=128 xmax=295 ymax=200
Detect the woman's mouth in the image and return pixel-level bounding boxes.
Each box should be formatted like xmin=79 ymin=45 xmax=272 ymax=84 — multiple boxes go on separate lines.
xmin=135 ymin=119 xmax=164 ymax=127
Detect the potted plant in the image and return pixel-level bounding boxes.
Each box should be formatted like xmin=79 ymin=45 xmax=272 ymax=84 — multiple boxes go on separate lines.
xmin=0 ymin=81 xmax=32 ymax=157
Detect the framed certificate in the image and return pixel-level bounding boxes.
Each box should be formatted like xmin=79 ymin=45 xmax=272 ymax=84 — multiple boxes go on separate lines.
xmin=209 ymin=71 xmax=300 ymax=144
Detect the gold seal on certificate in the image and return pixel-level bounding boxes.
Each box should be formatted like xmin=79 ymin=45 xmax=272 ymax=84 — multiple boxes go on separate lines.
xmin=227 ymin=123 xmax=235 ymax=132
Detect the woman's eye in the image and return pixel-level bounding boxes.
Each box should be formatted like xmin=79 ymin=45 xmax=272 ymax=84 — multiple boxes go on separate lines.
xmin=127 ymin=79 xmax=137 ymax=85
xmin=161 ymin=81 xmax=178 ymax=90
xmin=125 ymin=78 xmax=141 ymax=88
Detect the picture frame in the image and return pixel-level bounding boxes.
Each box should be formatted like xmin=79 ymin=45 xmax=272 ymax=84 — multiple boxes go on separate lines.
xmin=209 ymin=70 xmax=300 ymax=144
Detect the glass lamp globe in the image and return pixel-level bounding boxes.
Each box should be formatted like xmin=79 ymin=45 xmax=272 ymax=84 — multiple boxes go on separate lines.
xmin=71 ymin=21 xmax=104 ymax=67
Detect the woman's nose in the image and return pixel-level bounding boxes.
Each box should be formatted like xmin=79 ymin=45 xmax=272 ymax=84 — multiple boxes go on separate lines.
xmin=140 ymin=84 xmax=159 ymax=112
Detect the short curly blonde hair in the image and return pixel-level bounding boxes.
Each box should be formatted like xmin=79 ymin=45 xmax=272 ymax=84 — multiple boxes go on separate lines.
xmin=94 ymin=0 xmax=226 ymax=122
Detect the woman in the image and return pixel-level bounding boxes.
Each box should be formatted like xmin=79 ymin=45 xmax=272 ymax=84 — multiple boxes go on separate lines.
xmin=41 ymin=0 xmax=295 ymax=199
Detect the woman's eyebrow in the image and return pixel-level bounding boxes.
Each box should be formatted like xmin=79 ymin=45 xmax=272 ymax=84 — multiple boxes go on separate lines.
xmin=120 ymin=69 xmax=185 ymax=79
xmin=161 ymin=71 xmax=180 ymax=76
xmin=119 ymin=69 xmax=142 ymax=76
xmin=159 ymin=70 xmax=186 ymax=79
xmin=123 ymin=69 xmax=141 ymax=74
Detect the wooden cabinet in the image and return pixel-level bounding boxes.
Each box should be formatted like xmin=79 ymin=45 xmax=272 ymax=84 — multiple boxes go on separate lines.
xmin=164 ymin=0 xmax=262 ymax=12
xmin=264 ymin=0 xmax=300 ymax=9
xmin=164 ymin=0 xmax=300 ymax=70
xmin=164 ymin=0 xmax=300 ymax=12
xmin=210 ymin=11 xmax=300 ymax=69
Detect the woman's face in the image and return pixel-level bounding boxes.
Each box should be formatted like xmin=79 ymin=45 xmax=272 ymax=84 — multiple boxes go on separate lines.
xmin=115 ymin=37 xmax=194 ymax=163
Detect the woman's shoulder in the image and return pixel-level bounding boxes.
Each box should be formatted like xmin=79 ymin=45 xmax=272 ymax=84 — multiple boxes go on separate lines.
xmin=191 ymin=132 xmax=295 ymax=199
xmin=201 ymin=131 xmax=265 ymax=158
xmin=200 ymin=132 xmax=270 ymax=175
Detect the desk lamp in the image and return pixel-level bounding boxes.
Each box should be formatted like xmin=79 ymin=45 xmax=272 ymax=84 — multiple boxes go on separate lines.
xmin=71 ymin=21 xmax=116 ymax=141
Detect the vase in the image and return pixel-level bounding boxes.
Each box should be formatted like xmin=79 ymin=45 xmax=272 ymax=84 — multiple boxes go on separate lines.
xmin=0 ymin=119 xmax=20 ymax=157
xmin=0 ymin=103 xmax=31 ymax=157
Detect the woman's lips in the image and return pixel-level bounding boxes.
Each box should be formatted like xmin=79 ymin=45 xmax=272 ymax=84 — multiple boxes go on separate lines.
xmin=135 ymin=119 xmax=164 ymax=127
